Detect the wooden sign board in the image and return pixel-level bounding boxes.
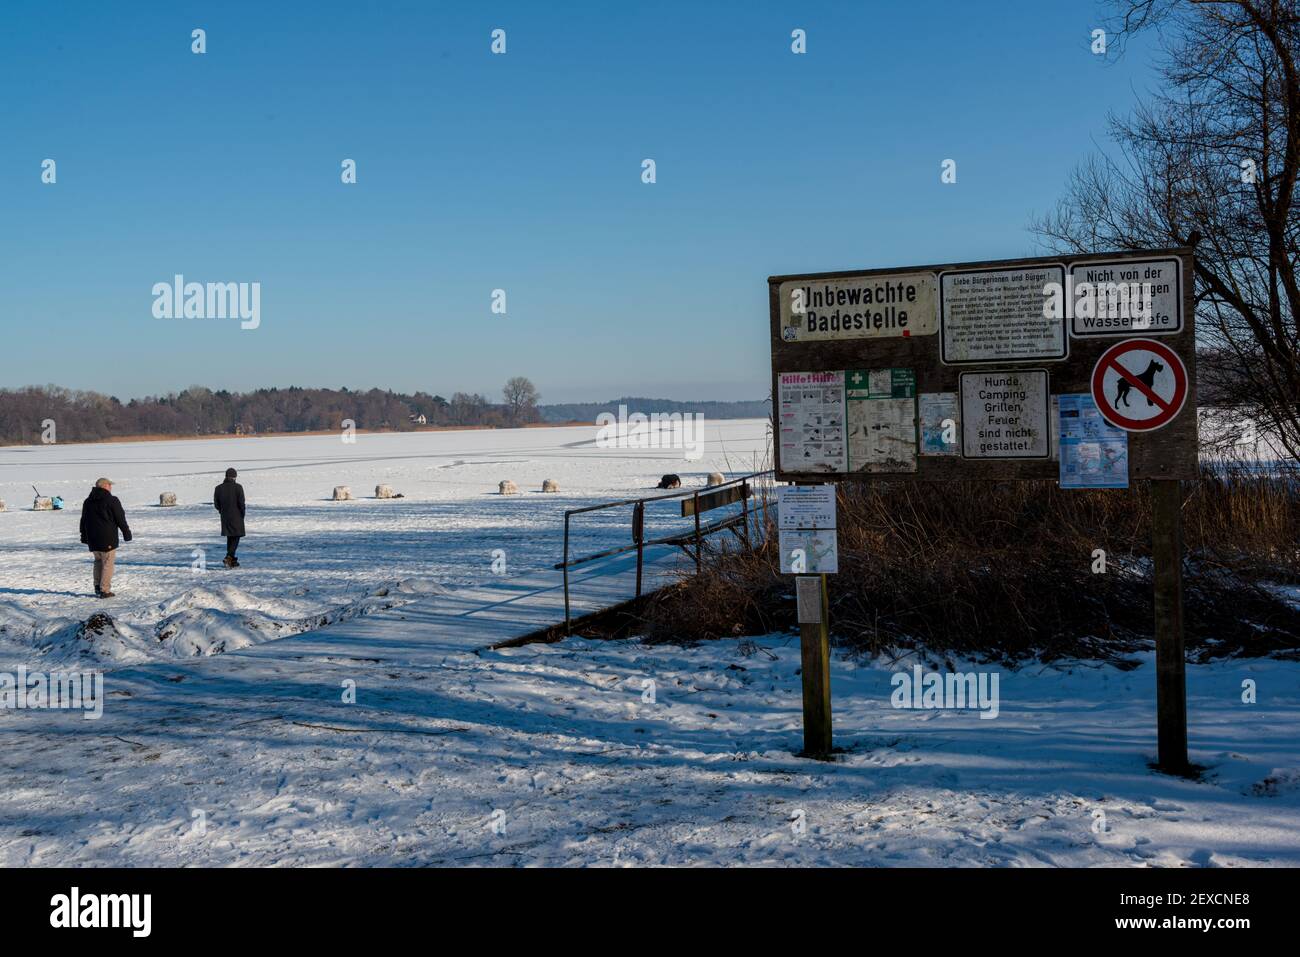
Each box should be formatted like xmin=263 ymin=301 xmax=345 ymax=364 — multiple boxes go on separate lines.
xmin=769 ymin=248 xmax=1198 ymax=483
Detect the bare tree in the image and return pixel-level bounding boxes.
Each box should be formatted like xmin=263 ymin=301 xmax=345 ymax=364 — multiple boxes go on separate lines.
xmin=1032 ymin=0 xmax=1300 ymax=456
xmin=448 ymin=391 xmax=489 ymax=427
xmin=502 ymin=376 xmax=540 ymax=426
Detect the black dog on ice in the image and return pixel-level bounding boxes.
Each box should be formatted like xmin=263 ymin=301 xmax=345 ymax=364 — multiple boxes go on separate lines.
xmin=657 ymin=474 xmax=682 ymax=489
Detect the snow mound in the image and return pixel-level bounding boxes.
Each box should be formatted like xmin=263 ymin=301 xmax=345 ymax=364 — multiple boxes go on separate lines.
xmin=13 ymin=579 xmax=448 ymax=668
xmin=1252 ymin=768 xmax=1300 ymax=798
xmin=33 ymin=612 xmax=151 ymax=667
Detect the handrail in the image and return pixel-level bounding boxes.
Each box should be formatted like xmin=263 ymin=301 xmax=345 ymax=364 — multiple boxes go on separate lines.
xmin=561 ymin=472 xmax=761 ymax=515
xmin=554 ymin=511 xmax=750 ymax=571
xmin=558 ymin=469 xmax=774 ymax=633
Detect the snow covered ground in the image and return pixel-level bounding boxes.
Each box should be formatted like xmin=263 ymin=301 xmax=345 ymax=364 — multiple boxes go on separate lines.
xmin=1 ymin=420 xmax=1298 ymax=867
xmin=1 ymin=614 xmax=1297 ymax=867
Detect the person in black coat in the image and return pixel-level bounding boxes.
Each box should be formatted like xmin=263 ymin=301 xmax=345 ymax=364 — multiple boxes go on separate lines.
xmin=79 ymin=477 xmax=132 ymax=598
xmin=213 ymin=468 xmax=246 ymax=568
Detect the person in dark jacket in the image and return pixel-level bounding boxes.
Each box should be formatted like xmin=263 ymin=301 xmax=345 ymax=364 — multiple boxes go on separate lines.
xmin=213 ymin=468 xmax=246 ymax=568
xmin=79 ymin=477 xmax=132 ymax=598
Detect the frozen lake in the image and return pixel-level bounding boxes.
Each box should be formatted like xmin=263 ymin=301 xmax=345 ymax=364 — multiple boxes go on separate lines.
xmin=0 ymin=420 xmax=771 ymax=665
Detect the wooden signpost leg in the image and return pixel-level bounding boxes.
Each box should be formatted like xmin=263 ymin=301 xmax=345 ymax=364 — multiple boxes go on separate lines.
xmin=1151 ymin=479 xmax=1189 ymax=774
xmin=798 ymin=573 xmax=833 ymax=758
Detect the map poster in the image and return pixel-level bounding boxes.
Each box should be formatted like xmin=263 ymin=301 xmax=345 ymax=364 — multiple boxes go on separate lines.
xmin=845 ymin=368 xmax=917 ymax=473
xmin=919 ymin=392 xmax=959 ymax=456
xmin=778 ymin=529 xmax=839 ymax=574
xmin=778 ymin=371 xmax=846 ymax=472
xmin=1058 ymin=393 xmax=1129 ymax=489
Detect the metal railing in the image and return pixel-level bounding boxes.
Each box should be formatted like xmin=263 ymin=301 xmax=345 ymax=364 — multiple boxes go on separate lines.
xmin=555 ymin=470 xmax=775 ymax=633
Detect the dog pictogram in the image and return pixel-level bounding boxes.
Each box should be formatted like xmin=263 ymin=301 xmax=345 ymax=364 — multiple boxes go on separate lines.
xmin=1113 ymin=358 xmax=1164 ymax=410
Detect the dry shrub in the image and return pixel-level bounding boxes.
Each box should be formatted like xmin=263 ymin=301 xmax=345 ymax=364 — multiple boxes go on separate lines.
xmin=640 ymin=463 xmax=1300 ymax=662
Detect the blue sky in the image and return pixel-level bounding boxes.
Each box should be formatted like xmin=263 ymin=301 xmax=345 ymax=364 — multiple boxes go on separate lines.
xmin=0 ymin=1 xmax=1157 ymax=404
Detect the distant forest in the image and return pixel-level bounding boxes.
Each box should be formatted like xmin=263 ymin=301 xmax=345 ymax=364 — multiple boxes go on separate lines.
xmin=538 ymin=397 xmax=769 ymax=423
xmin=0 ymin=385 xmax=769 ymax=446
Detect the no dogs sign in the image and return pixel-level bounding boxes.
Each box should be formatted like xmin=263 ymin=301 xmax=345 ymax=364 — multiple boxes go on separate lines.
xmin=1090 ymin=338 xmax=1189 ymax=432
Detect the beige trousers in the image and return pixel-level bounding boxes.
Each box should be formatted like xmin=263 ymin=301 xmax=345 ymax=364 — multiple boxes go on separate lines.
xmin=92 ymin=549 xmax=116 ymax=594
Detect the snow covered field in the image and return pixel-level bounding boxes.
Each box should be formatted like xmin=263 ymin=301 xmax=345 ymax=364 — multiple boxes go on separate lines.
xmin=0 ymin=421 xmax=770 ymax=667
xmin=1 ymin=421 xmax=1298 ymax=867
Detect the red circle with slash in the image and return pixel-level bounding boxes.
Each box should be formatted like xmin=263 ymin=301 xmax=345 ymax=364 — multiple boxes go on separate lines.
xmin=1090 ymin=338 xmax=1188 ymax=432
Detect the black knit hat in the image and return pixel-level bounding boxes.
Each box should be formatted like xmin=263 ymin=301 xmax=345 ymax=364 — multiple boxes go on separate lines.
xmin=225 ymin=468 xmax=237 ymax=479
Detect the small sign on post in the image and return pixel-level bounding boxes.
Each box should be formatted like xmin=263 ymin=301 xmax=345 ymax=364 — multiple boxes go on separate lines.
xmin=777 ymin=485 xmax=838 ymax=575
xmin=796 ymin=572 xmax=832 ymax=758
xmin=795 ymin=576 xmax=823 ymax=624
xmin=778 ymin=484 xmax=836 ymax=758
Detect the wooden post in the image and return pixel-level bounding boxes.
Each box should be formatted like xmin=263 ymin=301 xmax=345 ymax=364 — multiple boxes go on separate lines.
xmin=693 ymin=493 xmax=702 ymax=573
xmin=797 ymin=573 xmax=833 ymax=758
xmin=562 ymin=511 xmax=571 ymax=635
xmin=1151 ymin=479 xmax=1189 ymax=774
xmin=633 ymin=502 xmax=645 ymax=599
xmin=740 ymin=485 xmax=751 ymax=552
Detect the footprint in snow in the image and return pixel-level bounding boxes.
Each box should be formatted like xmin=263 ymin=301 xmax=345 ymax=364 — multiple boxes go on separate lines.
xmin=1148 ymin=800 xmax=1186 ymax=813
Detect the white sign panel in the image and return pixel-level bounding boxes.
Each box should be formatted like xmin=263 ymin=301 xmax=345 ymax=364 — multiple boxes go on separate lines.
xmin=940 ymin=265 xmax=1067 ymax=364
xmin=778 ymin=273 xmax=938 ymax=343
xmin=796 ymin=576 xmax=824 ymax=622
xmin=778 ymin=371 xmax=846 ymax=472
xmin=959 ymin=369 xmax=1050 ymax=458
xmin=778 ymin=485 xmax=838 ymax=574
xmin=777 ymin=484 xmax=837 ymax=530
xmin=1067 ymin=257 xmax=1182 ymax=338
